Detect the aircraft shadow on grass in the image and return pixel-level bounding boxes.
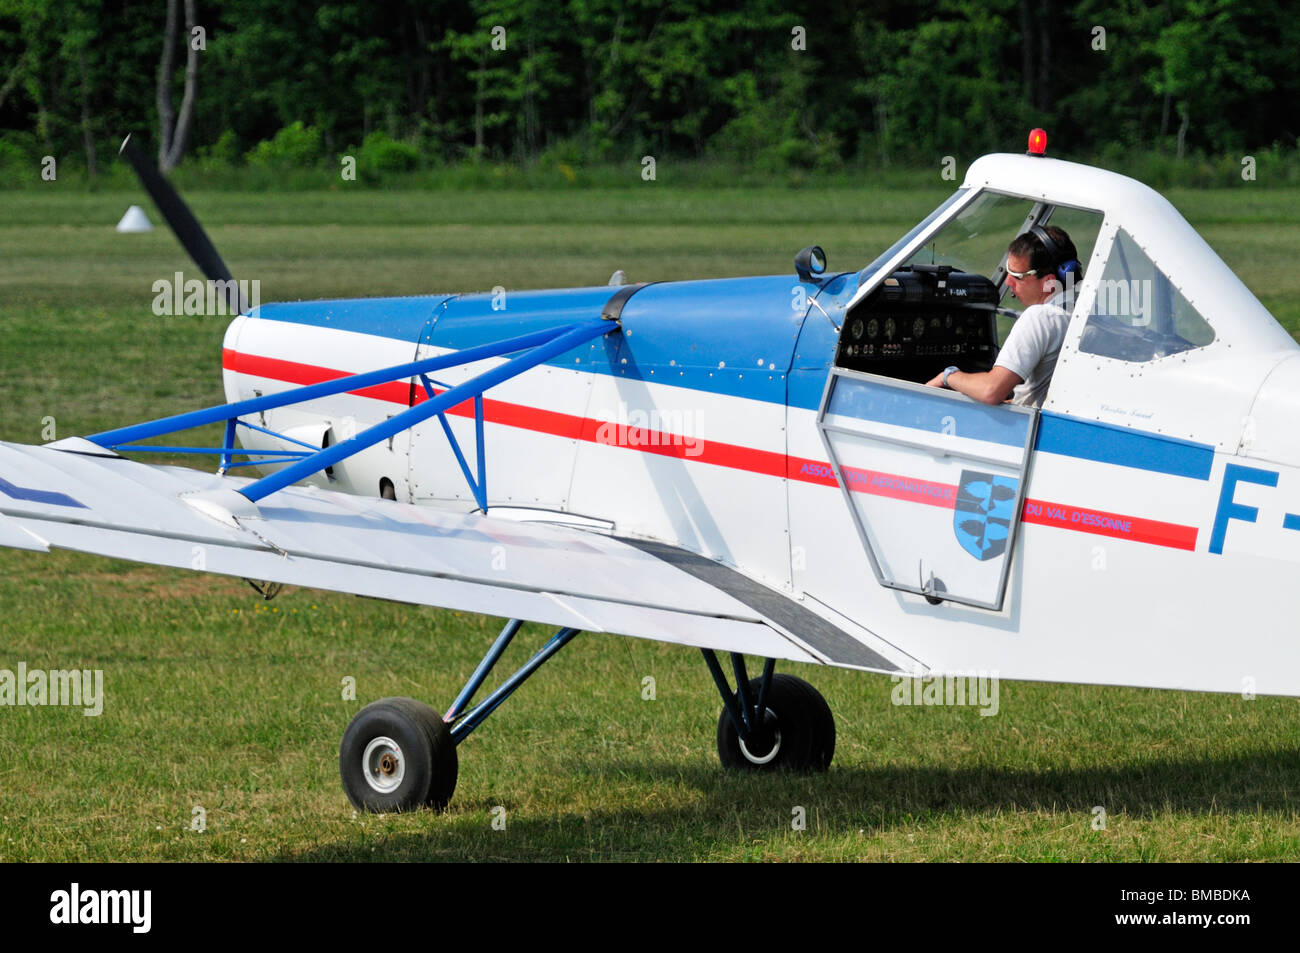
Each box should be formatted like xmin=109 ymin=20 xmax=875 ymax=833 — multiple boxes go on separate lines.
xmin=278 ymin=747 xmax=1300 ymax=861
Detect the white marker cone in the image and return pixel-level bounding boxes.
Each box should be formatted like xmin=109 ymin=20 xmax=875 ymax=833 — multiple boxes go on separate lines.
xmin=116 ymin=205 xmax=153 ymax=233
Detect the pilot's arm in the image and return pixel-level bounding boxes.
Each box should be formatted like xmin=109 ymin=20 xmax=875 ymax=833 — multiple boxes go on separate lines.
xmin=925 ymin=365 xmax=1022 ymax=405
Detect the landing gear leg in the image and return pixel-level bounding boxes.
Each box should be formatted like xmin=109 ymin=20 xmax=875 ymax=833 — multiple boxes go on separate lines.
xmin=702 ymin=649 xmax=835 ymax=772
xmin=339 ymin=619 xmax=580 ymax=812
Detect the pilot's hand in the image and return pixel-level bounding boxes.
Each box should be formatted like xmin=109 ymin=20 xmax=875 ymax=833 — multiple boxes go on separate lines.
xmin=925 ymin=372 xmax=946 ymax=389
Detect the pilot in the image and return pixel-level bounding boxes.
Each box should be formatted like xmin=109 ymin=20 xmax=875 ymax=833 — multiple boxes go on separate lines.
xmin=925 ymin=225 xmax=1081 ymax=407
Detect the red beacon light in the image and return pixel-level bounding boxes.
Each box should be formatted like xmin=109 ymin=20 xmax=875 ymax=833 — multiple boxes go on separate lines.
xmin=1027 ymin=128 xmax=1048 ymax=156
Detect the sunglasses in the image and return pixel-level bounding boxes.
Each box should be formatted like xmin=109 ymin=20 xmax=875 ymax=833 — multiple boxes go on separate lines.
xmin=1004 ymin=266 xmax=1040 ymax=280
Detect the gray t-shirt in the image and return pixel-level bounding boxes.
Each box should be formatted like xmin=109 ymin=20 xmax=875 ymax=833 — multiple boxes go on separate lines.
xmin=994 ymin=293 xmax=1071 ymax=407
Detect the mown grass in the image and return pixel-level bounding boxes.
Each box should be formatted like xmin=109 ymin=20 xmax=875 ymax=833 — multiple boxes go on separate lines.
xmin=1 ymin=186 xmax=1299 ymax=861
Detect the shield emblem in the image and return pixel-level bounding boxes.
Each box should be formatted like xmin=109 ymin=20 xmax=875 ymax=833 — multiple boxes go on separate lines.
xmin=953 ymin=470 xmax=1018 ymax=561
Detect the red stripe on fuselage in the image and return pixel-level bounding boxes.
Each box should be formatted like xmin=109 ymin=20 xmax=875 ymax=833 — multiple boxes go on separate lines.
xmin=223 ymin=349 xmax=412 ymax=406
xmin=222 ymin=347 xmax=788 ymax=475
xmin=782 ymin=460 xmax=1196 ymax=548
xmin=1020 ymin=499 xmax=1197 ymax=550
xmin=222 ymin=348 xmax=1199 ymax=550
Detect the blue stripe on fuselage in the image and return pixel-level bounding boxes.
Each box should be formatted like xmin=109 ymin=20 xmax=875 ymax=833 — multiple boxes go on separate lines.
xmin=247 ymin=278 xmax=819 ymax=405
xmin=1035 ymin=411 xmax=1214 ymax=480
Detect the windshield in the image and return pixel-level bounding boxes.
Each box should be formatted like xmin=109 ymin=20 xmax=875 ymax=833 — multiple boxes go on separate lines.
xmin=904 ymin=191 xmax=1037 ymax=275
xmin=856 ymin=188 xmax=967 ymax=289
xmin=891 ymin=191 xmax=1104 ymax=344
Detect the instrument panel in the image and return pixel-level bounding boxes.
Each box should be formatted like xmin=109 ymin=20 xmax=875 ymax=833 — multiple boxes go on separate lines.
xmin=834 ymin=266 xmax=1000 ymax=382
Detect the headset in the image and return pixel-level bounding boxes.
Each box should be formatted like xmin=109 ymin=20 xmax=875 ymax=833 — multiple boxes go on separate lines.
xmin=1030 ymin=224 xmax=1082 ymax=286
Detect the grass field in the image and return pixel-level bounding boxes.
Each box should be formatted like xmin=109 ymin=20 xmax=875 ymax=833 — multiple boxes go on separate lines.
xmin=1 ymin=185 xmax=1299 ymax=861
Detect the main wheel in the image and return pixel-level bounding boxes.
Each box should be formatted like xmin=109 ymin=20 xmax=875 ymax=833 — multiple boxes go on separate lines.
xmin=340 ymin=697 xmax=458 ymax=812
xmin=716 ymin=674 xmax=835 ymax=772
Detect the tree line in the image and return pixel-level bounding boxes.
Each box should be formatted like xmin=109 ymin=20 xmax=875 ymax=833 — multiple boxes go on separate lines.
xmin=0 ymin=0 xmax=1295 ymax=178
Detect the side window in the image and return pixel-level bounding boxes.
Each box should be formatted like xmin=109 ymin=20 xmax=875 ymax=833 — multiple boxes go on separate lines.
xmin=1078 ymin=228 xmax=1216 ymax=362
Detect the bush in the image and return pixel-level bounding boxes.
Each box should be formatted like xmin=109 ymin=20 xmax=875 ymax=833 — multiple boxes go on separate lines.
xmin=357 ymin=131 xmax=420 ymax=173
xmin=0 ymin=132 xmax=40 ymax=182
xmin=203 ymin=129 xmax=242 ymax=166
xmin=0 ymin=139 xmax=31 ymax=180
xmin=245 ymin=121 xmax=322 ymax=168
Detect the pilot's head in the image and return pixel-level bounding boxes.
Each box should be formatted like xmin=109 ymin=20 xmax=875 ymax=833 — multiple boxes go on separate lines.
xmin=1005 ymin=225 xmax=1080 ymax=306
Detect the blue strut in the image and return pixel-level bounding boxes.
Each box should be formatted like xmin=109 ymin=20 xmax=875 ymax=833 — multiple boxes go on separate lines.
xmin=87 ymin=319 xmax=613 ymax=505
xmin=444 ymin=620 xmax=580 ymax=745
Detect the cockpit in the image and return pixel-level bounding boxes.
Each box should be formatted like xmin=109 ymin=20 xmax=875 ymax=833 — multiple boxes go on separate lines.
xmin=837 ymin=189 xmax=1105 ymax=386
xmin=837 ymin=182 xmax=1228 ymax=393
xmin=815 ymin=150 xmax=1294 ymax=612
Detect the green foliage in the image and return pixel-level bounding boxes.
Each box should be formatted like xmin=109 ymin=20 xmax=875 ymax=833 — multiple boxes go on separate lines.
xmin=245 ymin=121 xmax=323 ymax=169
xmin=203 ymin=130 xmax=242 ymax=166
xmin=0 ymin=130 xmax=36 ymax=179
xmin=710 ymin=59 xmax=842 ymax=174
xmin=0 ymin=0 xmax=1297 ymax=178
xmin=1143 ymin=0 xmax=1277 ymax=155
xmin=357 ymin=130 xmax=421 ymax=174
xmin=861 ymin=0 xmax=1021 ymax=164
xmin=1089 ymin=141 xmax=1300 ymax=190
xmin=0 ymin=138 xmax=26 ymax=180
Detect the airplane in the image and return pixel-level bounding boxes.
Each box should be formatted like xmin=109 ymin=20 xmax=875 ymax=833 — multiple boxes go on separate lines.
xmin=1 ymin=128 xmax=1296 ymax=813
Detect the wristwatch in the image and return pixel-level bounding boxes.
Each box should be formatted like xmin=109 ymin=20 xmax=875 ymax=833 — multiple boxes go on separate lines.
xmin=942 ymin=366 xmax=959 ymax=388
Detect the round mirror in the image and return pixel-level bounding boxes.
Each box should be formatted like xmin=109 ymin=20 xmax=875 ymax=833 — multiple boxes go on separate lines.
xmin=794 ymin=245 xmax=828 ymax=282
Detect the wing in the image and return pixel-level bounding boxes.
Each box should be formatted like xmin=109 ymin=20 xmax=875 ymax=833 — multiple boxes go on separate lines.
xmin=0 ymin=440 xmax=905 ymax=673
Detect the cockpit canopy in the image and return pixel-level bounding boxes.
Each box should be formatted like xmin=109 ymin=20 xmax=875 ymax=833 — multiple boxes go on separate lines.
xmin=840 ymin=153 xmax=1297 ymax=449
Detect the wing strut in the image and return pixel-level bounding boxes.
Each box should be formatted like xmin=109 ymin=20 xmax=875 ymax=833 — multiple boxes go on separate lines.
xmin=86 ymin=318 xmax=615 ymax=505
xmin=441 ymin=619 xmax=581 ymax=744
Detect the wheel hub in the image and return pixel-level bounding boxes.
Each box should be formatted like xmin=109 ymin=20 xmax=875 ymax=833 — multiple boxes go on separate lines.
xmin=737 ymin=709 xmax=781 ymax=764
xmin=362 ymin=736 xmax=405 ymax=793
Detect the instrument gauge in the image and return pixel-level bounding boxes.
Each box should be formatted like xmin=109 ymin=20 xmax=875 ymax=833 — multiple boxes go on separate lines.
xmin=884 ymin=318 xmax=896 ymax=341
xmin=849 ymin=318 xmax=864 ymax=340
xmin=866 ymin=318 xmax=879 ymax=339
xmin=912 ymin=317 xmax=926 ymax=339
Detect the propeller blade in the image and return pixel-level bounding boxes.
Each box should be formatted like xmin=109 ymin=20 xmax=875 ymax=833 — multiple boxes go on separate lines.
xmin=118 ymin=134 xmax=246 ymax=313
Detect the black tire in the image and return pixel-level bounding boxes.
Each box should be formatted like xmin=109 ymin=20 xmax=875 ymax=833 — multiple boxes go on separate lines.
xmin=339 ymin=697 xmax=458 ymax=812
xmin=716 ymin=674 xmax=835 ymax=772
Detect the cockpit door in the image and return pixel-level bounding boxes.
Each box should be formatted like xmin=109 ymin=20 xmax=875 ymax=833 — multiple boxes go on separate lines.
xmin=816 ymin=369 xmax=1037 ymax=610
